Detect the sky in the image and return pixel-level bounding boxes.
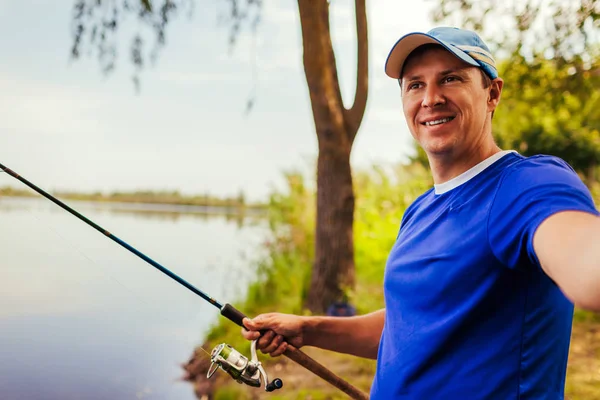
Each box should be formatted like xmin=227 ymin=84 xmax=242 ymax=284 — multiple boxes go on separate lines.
xmin=0 ymin=0 xmax=438 ymax=201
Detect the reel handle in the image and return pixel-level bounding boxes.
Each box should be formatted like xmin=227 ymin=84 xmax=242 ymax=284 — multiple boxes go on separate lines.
xmin=266 ymin=378 xmax=283 ymax=392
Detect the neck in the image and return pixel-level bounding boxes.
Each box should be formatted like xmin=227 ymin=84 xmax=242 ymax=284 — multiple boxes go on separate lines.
xmin=428 ymin=138 xmax=502 ymax=185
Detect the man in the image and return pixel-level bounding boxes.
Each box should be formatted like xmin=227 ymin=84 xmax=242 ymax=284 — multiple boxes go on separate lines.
xmin=242 ymin=27 xmax=600 ymax=399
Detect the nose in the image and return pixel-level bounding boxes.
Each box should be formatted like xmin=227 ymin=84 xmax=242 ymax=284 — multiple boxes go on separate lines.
xmin=421 ymin=84 xmax=445 ymax=109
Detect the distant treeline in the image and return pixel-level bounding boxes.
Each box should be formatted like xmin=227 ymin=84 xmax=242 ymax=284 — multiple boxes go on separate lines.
xmin=0 ymin=186 xmax=265 ymax=209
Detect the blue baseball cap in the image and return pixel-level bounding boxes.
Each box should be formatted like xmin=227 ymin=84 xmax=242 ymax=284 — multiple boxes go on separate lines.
xmin=385 ymin=27 xmax=498 ymax=80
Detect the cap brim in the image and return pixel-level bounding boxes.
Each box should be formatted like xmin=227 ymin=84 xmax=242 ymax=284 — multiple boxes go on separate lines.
xmin=384 ymin=32 xmax=480 ymax=79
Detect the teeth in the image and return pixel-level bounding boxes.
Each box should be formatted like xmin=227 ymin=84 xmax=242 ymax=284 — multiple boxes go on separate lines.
xmin=425 ymin=117 xmax=452 ymax=126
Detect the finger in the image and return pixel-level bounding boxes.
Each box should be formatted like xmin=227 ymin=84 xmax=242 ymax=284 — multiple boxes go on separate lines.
xmin=262 ymin=334 xmax=284 ymax=355
xmin=269 ymin=341 xmax=288 ymax=357
xmin=242 ymin=317 xmax=252 ymax=330
xmin=243 ymin=315 xmax=268 ymax=332
xmin=242 ymin=317 xmax=261 ymax=332
xmin=256 ymin=330 xmax=276 ymax=350
xmin=241 ymin=327 xmax=260 ymax=341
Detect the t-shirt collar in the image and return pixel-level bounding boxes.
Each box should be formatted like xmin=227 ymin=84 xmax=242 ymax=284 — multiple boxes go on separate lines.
xmin=434 ymin=150 xmax=517 ymax=195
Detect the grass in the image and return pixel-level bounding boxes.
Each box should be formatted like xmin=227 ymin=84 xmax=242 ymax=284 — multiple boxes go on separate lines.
xmin=183 ymin=164 xmax=600 ymax=399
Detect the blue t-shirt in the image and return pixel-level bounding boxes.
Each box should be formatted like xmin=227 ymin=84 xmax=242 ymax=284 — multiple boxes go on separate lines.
xmin=370 ymin=151 xmax=599 ymax=399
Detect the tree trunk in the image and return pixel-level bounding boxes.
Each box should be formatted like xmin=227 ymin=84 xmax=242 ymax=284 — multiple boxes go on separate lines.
xmin=297 ymin=0 xmax=368 ymax=313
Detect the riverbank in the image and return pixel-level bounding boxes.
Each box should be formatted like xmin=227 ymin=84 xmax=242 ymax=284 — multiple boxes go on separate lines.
xmin=0 ymin=186 xmax=265 ymax=210
xmin=184 ymin=314 xmax=600 ymax=399
xmin=182 ymin=165 xmax=600 ymax=399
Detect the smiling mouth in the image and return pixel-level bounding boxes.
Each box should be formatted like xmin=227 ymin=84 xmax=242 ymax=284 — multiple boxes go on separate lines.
xmin=423 ymin=117 xmax=455 ymax=126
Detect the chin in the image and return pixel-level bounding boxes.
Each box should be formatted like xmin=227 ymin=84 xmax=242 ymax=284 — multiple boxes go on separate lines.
xmin=422 ymin=141 xmax=456 ymax=156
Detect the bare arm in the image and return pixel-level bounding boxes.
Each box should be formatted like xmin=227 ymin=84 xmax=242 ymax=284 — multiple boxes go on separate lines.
xmin=242 ymin=309 xmax=385 ymax=360
xmin=534 ymin=210 xmax=600 ymax=311
xmin=303 ymin=309 xmax=385 ymax=359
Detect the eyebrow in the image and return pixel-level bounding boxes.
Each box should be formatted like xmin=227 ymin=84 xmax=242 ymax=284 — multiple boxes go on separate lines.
xmin=403 ymin=67 xmax=469 ymax=83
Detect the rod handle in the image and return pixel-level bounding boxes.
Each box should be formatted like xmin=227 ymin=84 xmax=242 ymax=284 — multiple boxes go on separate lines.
xmin=220 ymin=303 xmax=247 ymax=326
xmin=220 ymin=303 xmax=369 ymax=400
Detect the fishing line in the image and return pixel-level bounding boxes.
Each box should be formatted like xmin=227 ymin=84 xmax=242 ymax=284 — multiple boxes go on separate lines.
xmin=36 ymin=209 xmax=218 ymax=363
xmin=0 ymin=161 xmax=369 ymax=399
xmin=2 ymin=178 xmax=225 ymax=366
xmin=0 ymin=173 xmax=144 ymax=311
xmin=0 ymin=186 xmax=217 ymax=361
xmin=198 ymin=346 xmax=212 ymax=358
xmin=40 ymin=213 xmax=147 ymax=298
xmin=37 ymin=209 xmax=218 ymax=358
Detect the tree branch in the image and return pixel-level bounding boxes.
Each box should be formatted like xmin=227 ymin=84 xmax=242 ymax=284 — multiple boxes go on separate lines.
xmin=70 ymin=0 xmax=260 ymax=89
xmin=343 ymin=0 xmax=368 ymax=142
xmin=297 ymin=0 xmax=346 ymax=146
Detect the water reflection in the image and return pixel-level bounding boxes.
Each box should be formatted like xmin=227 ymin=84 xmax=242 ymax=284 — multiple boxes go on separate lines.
xmin=0 ymin=196 xmax=266 ymax=400
xmin=0 ymin=195 xmax=266 ymax=225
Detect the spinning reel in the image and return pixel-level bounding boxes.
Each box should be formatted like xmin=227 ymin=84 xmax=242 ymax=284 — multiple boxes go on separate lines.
xmin=207 ymin=340 xmax=283 ymax=392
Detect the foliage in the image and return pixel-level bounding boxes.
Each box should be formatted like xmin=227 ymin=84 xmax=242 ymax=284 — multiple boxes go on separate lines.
xmin=70 ymin=1 xmax=370 ymax=313
xmin=574 ymin=308 xmax=600 ymax=323
xmin=204 ymin=170 xmax=318 ymax=357
xmin=70 ymin=0 xmax=260 ymax=86
xmin=493 ymin=54 xmax=600 ymax=177
xmin=0 ymin=186 xmax=37 ymax=198
xmin=351 ymin=163 xmax=432 ymax=312
xmin=432 ymin=0 xmax=599 ymax=60
xmin=198 ymin=161 xmax=598 ymax=398
xmin=201 ymin=162 xmax=432 ymax=373
xmin=0 ymin=185 xmax=261 ymax=208
xmin=257 ymin=163 xmax=432 ymax=314
xmin=426 ymin=0 xmax=600 ymax=178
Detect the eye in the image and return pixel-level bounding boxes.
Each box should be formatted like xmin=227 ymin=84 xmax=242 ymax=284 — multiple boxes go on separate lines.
xmin=442 ymin=75 xmax=460 ymax=83
xmin=407 ymin=82 xmax=423 ymax=91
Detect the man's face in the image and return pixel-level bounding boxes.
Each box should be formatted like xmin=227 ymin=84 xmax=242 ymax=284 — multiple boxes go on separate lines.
xmin=400 ymin=47 xmax=500 ymax=157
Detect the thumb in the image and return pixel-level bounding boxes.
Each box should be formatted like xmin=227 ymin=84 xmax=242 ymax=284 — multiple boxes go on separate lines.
xmin=242 ymin=317 xmax=254 ymax=331
xmin=242 ymin=316 xmax=262 ymax=331
xmin=244 ymin=314 xmax=272 ymax=331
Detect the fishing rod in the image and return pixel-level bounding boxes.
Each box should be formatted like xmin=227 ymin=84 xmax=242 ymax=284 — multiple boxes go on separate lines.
xmin=0 ymin=162 xmax=369 ymax=400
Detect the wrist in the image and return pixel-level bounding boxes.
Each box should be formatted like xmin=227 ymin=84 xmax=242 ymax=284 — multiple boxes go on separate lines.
xmin=300 ymin=315 xmax=321 ymax=347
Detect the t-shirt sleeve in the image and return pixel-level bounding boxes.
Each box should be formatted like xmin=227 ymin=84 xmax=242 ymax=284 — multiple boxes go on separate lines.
xmin=487 ymin=156 xmax=599 ymax=269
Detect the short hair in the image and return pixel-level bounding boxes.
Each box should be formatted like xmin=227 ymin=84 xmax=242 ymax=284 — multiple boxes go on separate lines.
xmin=399 ymin=43 xmax=492 ymax=89
xmin=480 ymin=68 xmax=492 ymax=88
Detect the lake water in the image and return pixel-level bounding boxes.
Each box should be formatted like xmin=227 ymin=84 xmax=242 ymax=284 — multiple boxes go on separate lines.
xmin=0 ymin=196 xmax=267 ymax=400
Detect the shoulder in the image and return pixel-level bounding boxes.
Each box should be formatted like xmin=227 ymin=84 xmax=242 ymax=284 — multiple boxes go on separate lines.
xmin=486 ymin=154 xmax=597 ymax=268
xmin=491 ymin=153 xmax=595 ymax=210
xmin=488 ymin=153 xmax=597 ymax=223
xmin=499 ymin=154 xmax=581 ymax=186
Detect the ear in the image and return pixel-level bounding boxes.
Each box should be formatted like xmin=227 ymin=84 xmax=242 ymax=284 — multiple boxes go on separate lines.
xmin=488 ymin=78 xmax=503 ymax=112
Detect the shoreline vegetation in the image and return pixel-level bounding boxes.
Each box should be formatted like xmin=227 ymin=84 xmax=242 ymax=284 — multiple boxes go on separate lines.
xmin=182 ymin=165 xmax=600 ymax=400
xmin=3 ymin=166 xmax=597 ymax=399
xmin=0 ymin=186 xmax=266 ymax=211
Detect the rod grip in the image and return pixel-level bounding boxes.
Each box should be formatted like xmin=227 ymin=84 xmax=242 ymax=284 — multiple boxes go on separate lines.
xmin=220 ymin=303 xmax=247 ymax=326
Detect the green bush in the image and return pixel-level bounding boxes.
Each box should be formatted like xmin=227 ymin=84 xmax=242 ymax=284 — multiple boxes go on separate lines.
xmin=203 ymin=161 xmax=599 ymax=399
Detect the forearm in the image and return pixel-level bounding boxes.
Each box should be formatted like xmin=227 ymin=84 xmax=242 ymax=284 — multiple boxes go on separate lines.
xmin=301 ymin=309 xmax=385 ymax=359
xmin=536 ymin=211 xmax=600 ymax=311
xmin=555 ymin=219 xmax=600 ymax=311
